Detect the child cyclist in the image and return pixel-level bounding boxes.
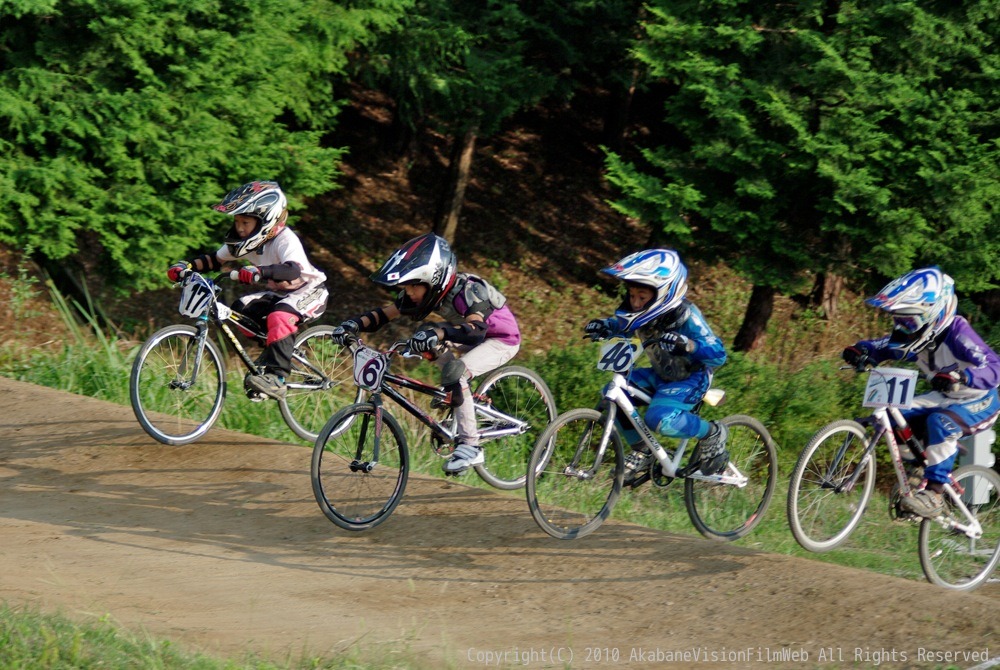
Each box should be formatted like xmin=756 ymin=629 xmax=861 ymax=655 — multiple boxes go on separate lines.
xmin=331 ymin=232 xmax=520 ymax=475
xmin=167 ymin=180 xmax=329 ymax=400
xmin=584 ymin=249 xmax=729 ymax=480
xmin=842 ymin=267 xmax=1000 ymax=518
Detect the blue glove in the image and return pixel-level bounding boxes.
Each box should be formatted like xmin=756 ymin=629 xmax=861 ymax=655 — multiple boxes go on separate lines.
xmin=659 ymin=332 xmax=692 ymax=355
xmin=584 ymin=318 xmax=616 ymax=341
xmin=409 ymin=328 xmax=440 ymax=353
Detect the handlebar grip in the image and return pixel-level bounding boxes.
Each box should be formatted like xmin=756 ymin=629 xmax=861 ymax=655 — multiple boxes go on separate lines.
xmin=229 ymin=270 xmax=240 ymax=281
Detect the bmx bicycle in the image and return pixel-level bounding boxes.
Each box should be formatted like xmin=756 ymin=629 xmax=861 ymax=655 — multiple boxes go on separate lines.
xmin=525 ymin=336 xmax=777 ymax=541
xmin=786 ymin=363 xmax=1000 ymax=590
xmin=129 ymin=270 xmax=359 ymax=445
xmin=311 ymin=334 xmax=558 ymax=530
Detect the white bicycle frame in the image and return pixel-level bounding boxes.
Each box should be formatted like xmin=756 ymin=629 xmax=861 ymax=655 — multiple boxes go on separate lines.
xmin=596 ymin=338 xmax=747 ymax=487
xmin=859 ymin=369 xmax=984 ymax=540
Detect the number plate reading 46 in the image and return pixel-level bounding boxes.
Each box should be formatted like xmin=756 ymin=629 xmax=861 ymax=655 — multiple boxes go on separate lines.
xmin=598 ymin=340 xmax=640 ymax=373
xmin=353 ymin=347 xmax=388 ymax=391
xmin=863 ymin=367 xmax=918 ymax=409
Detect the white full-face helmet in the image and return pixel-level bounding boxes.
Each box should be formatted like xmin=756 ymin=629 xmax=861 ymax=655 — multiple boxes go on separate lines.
xmin=865 ymin=267 xmax=957 ymax=356
xmin=601 ymin=249 xmax=689 ymax=332
xmin=213 ymin=181 xmax=288 ymax=257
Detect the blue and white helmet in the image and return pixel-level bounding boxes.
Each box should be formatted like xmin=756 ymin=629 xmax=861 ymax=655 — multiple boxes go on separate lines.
xmin=865 ymin=267 xmax=957 ymax=356
xmin=601 ymin=249 xmax=689 ymax=332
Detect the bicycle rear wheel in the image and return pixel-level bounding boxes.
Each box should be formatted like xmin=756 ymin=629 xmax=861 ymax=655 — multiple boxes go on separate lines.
xmin=526 ymin=408 xmax=624 ymax=540
xmin=786 ymin=419 xmax=876 ymax=552
xmin=918 ymin=464 xmax=1000 ymax=591
xmin=472 ymin=366 xmax=558 ymax=490
xmin=279 ymin=325 xmax=361 ymax=442
xmin=311 ymin=403 xmax=409 ymax=531
xmin=129 ymin=324 xmax=226 ymax=445
xmin=684 ymin=414 xmax=778 ymax=541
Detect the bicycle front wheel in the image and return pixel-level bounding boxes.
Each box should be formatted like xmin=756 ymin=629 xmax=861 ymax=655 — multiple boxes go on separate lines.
xmin=279 ymin=325 xmax=361 ymax=442
xmin=526 ymin=408 xmax=624 ymax=540
xmin=786 ymin=419 xmax=876 ymax=552
xmin=472 ymin=366 xmax=558 ymax=490
xmin=684 ymin=414 xmax=778 ymax=541
xmin=311 ymin=403 xmax=409 ymax=531
xmin=918 ymin=464 xmax=1000 ymax=591
xmin=129 ymin=324 xmax=226 ymax=445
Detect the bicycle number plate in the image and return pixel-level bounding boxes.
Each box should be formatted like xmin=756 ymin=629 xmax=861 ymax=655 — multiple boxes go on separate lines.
xmin=863 ymin=367 xmax=918 ymax=409
xmin=353 ymin=346 xmax=387 ymax=391
xmin=598 ymin=340 xmax=640 ymax=373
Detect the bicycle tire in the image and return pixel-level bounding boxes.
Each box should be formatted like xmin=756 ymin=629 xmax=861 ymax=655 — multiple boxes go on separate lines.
xmin=472 ymin=365 xmax=558 ymax=490
xmin=279 ymin=325 xmax=362 ymax=442
xmin=684 ymin=414 xmax=778 ymax=541
xmin=786 ymin=419 xmax=876 ymax=552
xmin=311 ymin=402 xmax=409 ymax=531
xmin=918 ymin=464 xmax=1000 ymax=591
xmin=129 ymin=324 xmax=226 ymax=445
xmin=526 ymin=408 xmax=624 ymax=540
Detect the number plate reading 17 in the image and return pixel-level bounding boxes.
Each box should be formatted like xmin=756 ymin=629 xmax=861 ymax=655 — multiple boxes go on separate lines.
xmin=863 ymin=367 xmax=918 ymax=409
xmin=598 ymin=340 xmax=640 ymax=373
xmin=353 ymin=346 xmax=387 ymax=391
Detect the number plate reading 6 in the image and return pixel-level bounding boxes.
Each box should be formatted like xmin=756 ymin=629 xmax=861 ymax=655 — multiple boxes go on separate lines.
xmin=863 ymin=367 xmax=918 ymax=409
xmin=598 ymin=340 xmax=640 ymax=373
xmin=353 ymin=347 xmax=387 ymax=391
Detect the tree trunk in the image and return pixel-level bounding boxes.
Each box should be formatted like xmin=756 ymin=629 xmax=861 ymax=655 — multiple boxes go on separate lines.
xmin=732 ymin=284 xmax=776 ymax=352
xmin=601 ymin=65 xmax=640 ymax=154
xmin=808 ymin=272 xmax=843 ymax=318
xmin=434 ymin=125 xmax=478 ymax=246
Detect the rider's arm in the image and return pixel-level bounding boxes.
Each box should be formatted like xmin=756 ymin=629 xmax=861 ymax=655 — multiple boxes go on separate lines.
xmin=347 ymin=304 xmax=399 ymax=333
xmin=440 ymin=314 xmax=488 ymax=345
xmin=944 ymin=318 xmax=1000 ymax=389
xmin=258 ymin=261 xmax=302 ymax=283
xmin=191 ymin=253 xmax=223 ymax=273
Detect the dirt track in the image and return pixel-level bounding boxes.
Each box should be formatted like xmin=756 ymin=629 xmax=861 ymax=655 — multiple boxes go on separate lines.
xmin=0 ymin=376 xmax=998 ymax=669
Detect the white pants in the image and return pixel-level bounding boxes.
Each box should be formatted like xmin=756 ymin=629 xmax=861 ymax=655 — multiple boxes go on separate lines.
xmin=436 ymin=338 xmax=520 ymax=445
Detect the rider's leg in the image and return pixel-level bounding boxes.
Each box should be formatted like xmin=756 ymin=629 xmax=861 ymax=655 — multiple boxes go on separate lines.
xmin=438 ymin=339 xmax=519 ymax=473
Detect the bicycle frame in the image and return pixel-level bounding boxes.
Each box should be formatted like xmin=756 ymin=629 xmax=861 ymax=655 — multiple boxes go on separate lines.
xmin=596 ymin=372 xmax=748 ymax=487
xmin=820 ymin=383 xmax=984 ymax=542
xmin=353 ymin=343 xmax=533 ymax=447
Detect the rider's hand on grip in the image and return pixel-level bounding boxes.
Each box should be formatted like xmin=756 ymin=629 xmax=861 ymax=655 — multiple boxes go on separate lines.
xmin=167 ymin=261 xmax=191 ymax=283
xmin=659 ymin=331 xmax=692 ymax=355
xmin=842 ymin=345 xmax=869 ymax=369
xmin=931 ymin=371 xmax=961 ymax=393
xmin=584 ymin=318 xmax=616 ymax=341
xmin=330 ymin=321 xmax=360 ymax=346
xmin=408 ymin=327 xmax=439 ymax=353
xmin=237 ymin=266 xmax=261 ymax=284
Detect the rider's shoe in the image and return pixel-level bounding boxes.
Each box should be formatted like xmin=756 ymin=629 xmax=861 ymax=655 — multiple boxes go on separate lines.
xmin=246 ymin=372 xmax=286 ymax=400
xmin=622 ymin=448 xmax=651 ymax=485
xmin=444 ymin=443 xmax=484 ymax=475
xmin=679 ymin=421 xmax=729 ymax=477
xmin=904 ymin=463 xmax=925 ymax=490
xmin=899 ymin=488 xmax=945 ymax=519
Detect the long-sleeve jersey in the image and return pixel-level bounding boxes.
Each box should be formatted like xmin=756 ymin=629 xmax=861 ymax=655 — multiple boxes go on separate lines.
xmin=615 ymin=301 xmax=727 ymax=382
xmin=857 ymin=316 xmax=1000 ymax=399
xmin=216 ymin=227 xmax=326 ymax=293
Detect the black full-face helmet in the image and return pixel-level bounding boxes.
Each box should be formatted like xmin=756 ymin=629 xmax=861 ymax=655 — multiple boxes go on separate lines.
xmin=213 ymin=181 xmax=288 ymax=257
xmin=371 ymin=233 xmax=457 ymax=320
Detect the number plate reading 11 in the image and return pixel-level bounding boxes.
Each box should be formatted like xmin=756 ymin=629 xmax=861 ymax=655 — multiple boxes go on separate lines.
xmin=598 ymin=340 xmax=640 ymax=373
xmin=862 ymin=367 xmax=918 ymax=409
xmin=353 ymin=346 xmax=387 ymax=391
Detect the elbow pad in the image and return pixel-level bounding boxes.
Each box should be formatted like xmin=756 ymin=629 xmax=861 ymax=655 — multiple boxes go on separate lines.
xmin=442 ymin=320 xmax=488 ymax=345
xmin=259 ymin=261 xmax=302 ymax=282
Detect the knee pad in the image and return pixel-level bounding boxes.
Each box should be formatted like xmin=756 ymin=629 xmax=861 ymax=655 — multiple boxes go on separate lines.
xmin=441 ymin=359 xmax=468 ymax=387
xmin=266 ymin=310 xmax=299 ymax=346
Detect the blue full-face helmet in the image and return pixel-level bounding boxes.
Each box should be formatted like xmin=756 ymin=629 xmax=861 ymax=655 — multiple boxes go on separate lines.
xmin=865 ymin=267 xmax=957 ymax=356
xmin=601 ymin=249 xmax=689 ymax=332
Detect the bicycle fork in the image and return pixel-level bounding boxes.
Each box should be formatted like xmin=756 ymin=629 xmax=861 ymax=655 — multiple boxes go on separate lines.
xmin=170 ymin=320 xmax=210 ymax=390
xmin=350 ymin=395 xmax=384 ymax=473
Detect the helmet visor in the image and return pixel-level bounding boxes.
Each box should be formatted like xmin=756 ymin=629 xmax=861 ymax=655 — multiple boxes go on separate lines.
xmin=893 ymin=315 xmax=925 ymax=335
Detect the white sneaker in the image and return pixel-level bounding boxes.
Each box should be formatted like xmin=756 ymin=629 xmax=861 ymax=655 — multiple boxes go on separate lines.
xmin=444 ymin=443 xmax=484 ymax=474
